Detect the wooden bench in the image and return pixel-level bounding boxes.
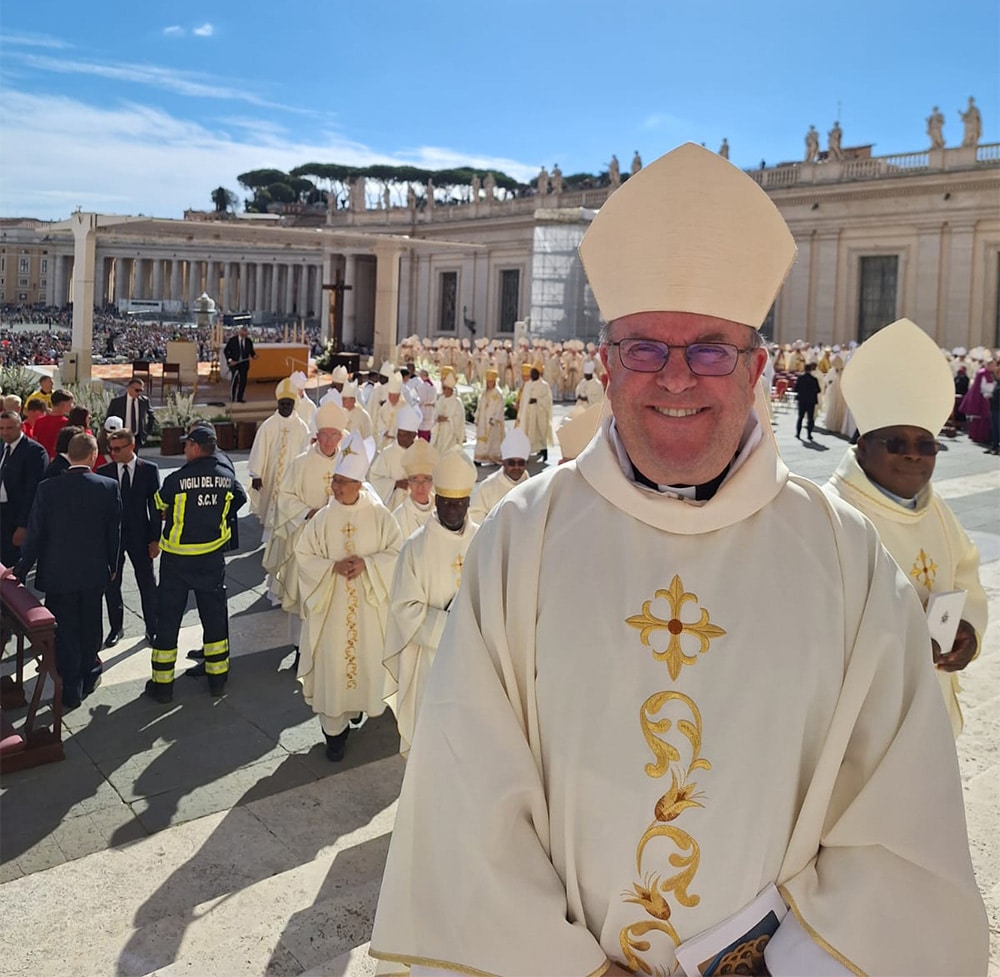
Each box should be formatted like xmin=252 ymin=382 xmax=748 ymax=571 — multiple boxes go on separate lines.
xmin=0 ymin=565 xmax=64 ymax=772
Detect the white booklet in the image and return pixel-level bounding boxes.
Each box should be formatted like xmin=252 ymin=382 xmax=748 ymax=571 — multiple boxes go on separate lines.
xmin=925 ymin=589 xmax=967 ymax=655
xmin=675 ymin=883 xmax=787 ymax=977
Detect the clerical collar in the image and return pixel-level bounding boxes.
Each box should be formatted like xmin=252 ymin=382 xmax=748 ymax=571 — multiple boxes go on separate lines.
xmin=872 ymin=481 xmax=918 ymax=510
xmin=608 ymin=411 xmax=762 ymax=502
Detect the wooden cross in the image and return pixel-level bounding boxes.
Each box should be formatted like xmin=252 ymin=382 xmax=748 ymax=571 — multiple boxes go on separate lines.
xmin=322 ymin=272 xmax=353 ymax=350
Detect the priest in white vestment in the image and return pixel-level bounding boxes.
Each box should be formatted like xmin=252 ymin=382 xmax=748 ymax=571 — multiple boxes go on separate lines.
xmin=468 ymin=427 xmax=529 ymax=525
xmin=293 ymin=432 xmax=401 ymax=762
xmin=369 ymin=405 xmax=421 ymax=511
xmin=384 ymin=450 xmax=479 ymax=757
xmin=247 ymin=379 xmax=312 ymax=542
xmin=824 ymin=318 xmax=988 ymax=737
xmin=369 ymin=361 xmax=395 ymax=419
xmin=392 ymin=439 xmax=440 ymax=540
xmin=261 ymin=402 xmax=348 ymax=640
xmin=370 ymin=144 xmax=987 ymax=977
xmin=574 ymin=360 xmax=605 ymax=414
xmin=289 ymin=370 xmax=317 ymax=428
xmin=430 ymin=373 xmax=466 ymax=455
xmin=414 ymin=369 xmax=438 ymax=442
xmin=341 ymin=381 xmax=374 ymax=440
xmin=473 ymin=369 xmax=506 ymax=464
xmin=375 ymin=372 xmax=406 ymax=448
xmin=516 ymin=365 xmax=553 ymax=460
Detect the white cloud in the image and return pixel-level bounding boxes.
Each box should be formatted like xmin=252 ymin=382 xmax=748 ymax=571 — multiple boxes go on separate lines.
xmin=193 ymin=23 xmax=214 ymax=37
xmin=0 ymin=90 xmax=538 ymax=221
xmin=0 ymin=31 xmax=70 ymax=50
xmin=163 ymin=26 xmax=184 ymax=37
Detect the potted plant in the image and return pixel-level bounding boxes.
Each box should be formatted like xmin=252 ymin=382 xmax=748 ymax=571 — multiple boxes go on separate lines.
xmin=156 ymin=392 xmax=203 ymax=455
xmin=210 ymin=411 xmax=236 ymax=451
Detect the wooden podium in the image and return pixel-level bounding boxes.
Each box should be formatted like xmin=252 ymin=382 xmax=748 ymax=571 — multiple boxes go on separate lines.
xmin=248 ymin=343 xmax=309 ymax=382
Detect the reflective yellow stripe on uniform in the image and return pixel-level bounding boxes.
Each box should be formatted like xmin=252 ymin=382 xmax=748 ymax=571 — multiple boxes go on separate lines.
xmin=150 ymin=647 xmax=178 ymax=683
xmin=217 ymin=490 xmax=233 ymax=543
xmin=203 ymin=638 xmax=229 ymax=675
xmin=154 ymin=489 xmax=168 ymax=512
xmin=168 ymin=492 xmax=186 ymax=550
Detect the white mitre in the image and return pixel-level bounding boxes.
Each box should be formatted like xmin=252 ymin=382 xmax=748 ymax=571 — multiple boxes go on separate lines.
xmin=579 ymin=142 xmax=797 ymax=328
xmin=396 ymin=404 xmax=422 ymax=433
xmin=319 ymin=388 xmax=343 ymax=408
xmin=557 ymin=402 xmax=604 ymax=461
xmin=331 ymin=365 xmax=350 ymax=383
xmin=841 ymin=317 xmax=955 ymax=436
xmin=433 ymin=449 xmax=477 ymax=498
xmin=341 ymin=381 xmax=359 ymax=399
xmin=275 ymin=378 xmax=297 ymax=400
xmin=334 ymin=432 xmax=375 ymax=481
xmin=315 ymin=402 xmax=349 ymax=431
xmin=500 ymin=428 xmax=531 ymax=461
xmin=387 ymin=372 xmax=404 ymax=394
xmin=401 ymin=439 xmax=441 ymax=477
xmin=289 ymin=370 xmax=309 ymax=391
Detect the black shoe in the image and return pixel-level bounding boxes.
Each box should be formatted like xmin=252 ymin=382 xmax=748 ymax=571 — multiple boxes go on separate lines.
xmin=348 ymin=712 xmax=367 ymax=729
xmin=104 ymin=629 xmax=123 ymax=648
xmin=808 ymin=435 xmax=815 ymax=442
xmin=82 ymin=674 xmax=102 ymax=698
xmin=62 ymin=695 xmax=82 ymax=712
xmin=143 ymin=679 xmax=173 ymax=704
xmin=187 ymin=648 xmax=206 ymax=661
xmin=324 ymin=727 xmax=350 ymax=762
xmin=539 ymin=449 xmax=548 ymax=462
xmin=208 ymin=677 xmax=227 ymax=698
xmin=186 ymin=661 xmax=207 ymax=677
xmin=292 ymin=646 xmax=300 ymax=670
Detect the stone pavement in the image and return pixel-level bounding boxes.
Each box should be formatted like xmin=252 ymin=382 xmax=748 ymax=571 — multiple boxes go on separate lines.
xmin=1 ymin=402 xmax=998 ymax=976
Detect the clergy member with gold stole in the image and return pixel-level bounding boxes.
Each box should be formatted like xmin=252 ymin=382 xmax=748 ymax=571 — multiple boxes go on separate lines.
xmin=473 ymin=368 xmax=506 ymax=464
xmin=384 ymin=449 xmax=479 ymax=758
xmin=293 ymin=431 xmax=402 ymax=762
xmin=430 ymin=372 xmax=466 ymax=455
xmin=392 ymin=439 xmax=440 ymax=540
xmin=370 ymin=144 xmax=987 ymax=977
xmin=824 ymin=317 xmax=988 ymax=738
xmin=262 ymin=401 xmax=349 ymax=647
xmin=369 ymin=404 xmax=422 ymax=511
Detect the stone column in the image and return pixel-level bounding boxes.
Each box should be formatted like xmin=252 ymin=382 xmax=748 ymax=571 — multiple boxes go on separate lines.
xmin=342 ymin=253 xmax=358 ymax=346
xmin=132 ymin=258 xmax=146 ymax=298
xmin=247 ymin=263 xmax=257 ymax=311
xmin=152 ymin=258 xmax=163 ymax=300
xmin=54 ymin=254 xmax=69 ymax=308
xmin=114 ymin=257 xmax=129 ymax=306
xmin=372 ymin=244 xmax=402 ymax=365
xmin=239 ymin=261 xmax=248 ymax=309
xmin=189 ymin=259 xmax=202 ymax=306
xmin=100 ymin=256 xmax=113 ymax=308
xmin=284 ymin=262 xmax=296 ymax=315
xmin=222 ymin=261 xmax=234 ymax=311
xmin=942 ymin=221 xmax=976 ymax=347
xmin=312 ymin=264 xmax=323 ymax=322
xmin=270 ymin=262 xmax=281 ymax=314
xmin=297 ymin=262 xmax=309 ymax=318
xmin=205 ymin=261 xmax=218 ymax=302
xmin=170 ymin=260 xmax=182 ymax=303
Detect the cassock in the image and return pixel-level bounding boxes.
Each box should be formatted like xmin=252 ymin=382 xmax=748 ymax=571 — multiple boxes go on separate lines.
xmin=369 ymin=442 xmax=409 ymax=511
xmin=430 ymin=394 xmax=466 ymax=454
xmin=824 ymin=446 xmax=988 ymax=737
xmin=370 ymin=413 xmax=987 ymax=977
xmin=384 ymin=512 xmax=479 ymax=757
xmin=574 ymin=376 xmax=605 ymax=409
xmin=392 ymin=494 xmax=435 ymax=540
xmin=473 ymin=387 xmax=506 ymax=464
xmin=468 ymin=466 xmax=527 ymax=525
xmin=261 ymin=444 xmax=338 ymax=612
xmin=248 ymin=412 xmax=311 ymax=537
xmin=293 ymin=490 xmax=402 ymax=733
xmin=346 ymin=404 xmax=374 ymax=440
xmin=516 ymin=377 xmax=553 ymax=453
xmin=377 ymin=399 xmax=405 ymax=447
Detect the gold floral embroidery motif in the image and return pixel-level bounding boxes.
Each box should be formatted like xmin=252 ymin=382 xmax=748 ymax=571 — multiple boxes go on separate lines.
xmin=626 ymin=574 xmax=727 ymax=680
xmin=451 ymin=553 xmax=464 ymax=591
xmin=620 ymin=577 xmax=722 ymax=975
xmin=342 ymin=521 xmax=359 ymax=689
xmin=911 ymin=548 xmax=938 ymax=590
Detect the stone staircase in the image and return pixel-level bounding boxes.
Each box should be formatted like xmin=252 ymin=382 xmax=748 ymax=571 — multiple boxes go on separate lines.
xmin=0 ymin=756 xmax=401 ymax=977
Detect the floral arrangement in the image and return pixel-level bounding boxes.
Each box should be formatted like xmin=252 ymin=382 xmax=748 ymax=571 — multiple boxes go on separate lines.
xmin=156 ymin=391 xmax=210 ymax=429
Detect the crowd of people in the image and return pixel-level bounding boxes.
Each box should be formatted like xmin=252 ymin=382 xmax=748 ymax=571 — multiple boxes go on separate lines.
xmin=0 ymin=142 xmax=996 ymax=976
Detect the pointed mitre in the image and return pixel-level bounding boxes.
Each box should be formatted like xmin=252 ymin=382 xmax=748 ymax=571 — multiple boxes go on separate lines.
xmin=579 ymin=143 xmax=796 ymax=328
xmin=334 ymin=432 xmax=375 ymax=481
xmin=275 ymin=378 xmax=297 ymax=400
xmin=315 ymin=402 xmax=348 ymax=431
xmin=401 ymin=439 xmax=441 ymax=477
xmin=557 ymin=402 xmax=603 ymax=461
xmin=500 ymin=428 xmax=530 ymax=460
xmin=840 ymin=318 xmax=955 ymax=436
xmin=432 ymin=449 xmax=477 ymax=498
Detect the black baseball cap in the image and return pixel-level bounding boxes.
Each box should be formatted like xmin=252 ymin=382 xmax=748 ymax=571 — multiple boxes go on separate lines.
xmin=180 ymin=427 xmax=217 ymax=445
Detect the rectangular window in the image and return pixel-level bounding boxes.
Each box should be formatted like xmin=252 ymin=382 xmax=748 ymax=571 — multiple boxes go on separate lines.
xmin=40 ymin=279 xmax=47 ymax=288
xmin=857 ymin=256 xmax=898 ymax=342
xmin=498 ymin=269 xmax=520 ymax=333
xmin=41 ymin=259 xmax=48 ymax=274
xmin=18 ymin=277 xmax=28 ymax=287
xmin=0 ymin=257 xmax=5 ymax=272
xmin=438 ymin=271 xmax=457 ymax=333
xmin=18 ymin=257 xmax=30 ymax=274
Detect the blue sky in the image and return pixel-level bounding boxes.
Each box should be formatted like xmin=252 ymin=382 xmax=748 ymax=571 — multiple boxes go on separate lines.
xmin=2 ymin=0 xmax=997 ymax=221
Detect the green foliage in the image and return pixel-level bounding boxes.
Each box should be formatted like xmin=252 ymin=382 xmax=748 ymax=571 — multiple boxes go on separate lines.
xmin=459 ymin=382 xmax=519 ymax=424
xmin=65 ymin=381 xmax=114 ymax=424
xmin=211 ymin=186 xmax=238 ymax=213
xmin=0 ymin=365 xmax=40 ymax=403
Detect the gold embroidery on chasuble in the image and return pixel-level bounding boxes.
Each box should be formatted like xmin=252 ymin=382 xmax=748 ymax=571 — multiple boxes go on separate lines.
xmin=451 ymin=553 xmax=464 ymax=591
xmin=341 ymin=521 xmax=359 ymax=689
xmin=910 ymin=548 xmax=938 ymax=590
xmin=619 ymin=575 xmax=724 ymax=974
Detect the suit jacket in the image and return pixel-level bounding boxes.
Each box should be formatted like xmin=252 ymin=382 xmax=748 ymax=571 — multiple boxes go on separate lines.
xmin=0 ymin=435 xmax=49 ymax=530
xmin=41 ymin=455 xmax=71 ymax=481
xmin=107 ymin=393 xmax=156 ymax=447
xmin=15 ymin=468 xmax=121 ymax=593
xmin=97 ymin=457 xmax=161 ymax=549
xmin=223 ymin=335 xmax=255 ymax=368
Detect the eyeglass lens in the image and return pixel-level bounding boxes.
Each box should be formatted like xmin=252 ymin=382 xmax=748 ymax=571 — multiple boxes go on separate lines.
xmin=882 ymin=438 xmax=939 ymax=456
xmin=619 ymin=340 xmax=739 ymax=375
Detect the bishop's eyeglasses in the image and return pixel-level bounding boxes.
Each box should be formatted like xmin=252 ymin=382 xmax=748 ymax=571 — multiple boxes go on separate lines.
xmin=607 ymin=339 xmax=757 ymax=376
xmin=868 ymin=436 xmax=941 ymax=456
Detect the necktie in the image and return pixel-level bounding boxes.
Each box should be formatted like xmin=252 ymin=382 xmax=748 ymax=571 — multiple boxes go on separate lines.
xmin=131 ymin=397 xmax=138 ymax=436
xmin=0 ymin=443 xmax=9 ymax=483
xmin=121 ymin=463 xmax=131 ymax=501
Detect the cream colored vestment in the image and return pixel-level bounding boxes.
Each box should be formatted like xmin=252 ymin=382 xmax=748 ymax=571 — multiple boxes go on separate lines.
xmin=468 ymin=467 xmax=527 ymax=526
xmin=247 ymin=411 xmax=311 ymax=537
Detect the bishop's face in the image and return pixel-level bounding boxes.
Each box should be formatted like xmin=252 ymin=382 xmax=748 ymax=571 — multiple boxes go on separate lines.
xmin=600 ymin=311 xmax=766 ymax=487
xmin=331 ymin=474 xmax=362 ymax=506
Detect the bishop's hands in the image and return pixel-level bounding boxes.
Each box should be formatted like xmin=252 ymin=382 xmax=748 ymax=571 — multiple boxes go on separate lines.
xmin=333 ymin=556 xmax=365 ymax=580
xmin=932 ymin=619 xmax=978 ymax=672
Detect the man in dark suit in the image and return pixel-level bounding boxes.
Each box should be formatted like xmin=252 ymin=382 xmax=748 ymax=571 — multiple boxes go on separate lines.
xmin=41 ymin=424 xmax=84 ymax=481
xmin=13 ymin=432 xmax=121 ymax=710
xmin=107 ymin=377 xmax=156 ymax=451
xmin=223 ymin=326 xmax=256 ymax=403
xmin=97 ymin=427 xmax=160 ymax=647
xmin=0 ymin=410 xmax=49 ymax=568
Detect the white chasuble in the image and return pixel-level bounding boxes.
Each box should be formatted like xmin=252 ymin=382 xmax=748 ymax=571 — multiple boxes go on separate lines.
xmin=392 ymin=494 xmax=435 ymax=541
xmin=430 ymin=395 xmax=466 ymax=455
xmin=369 ymin=442 xmax=408 ymax=511
xmin=383 ymin=514 xmax=479 ymax=757
xmin=247 ymin=412 xmax=311 ymax=536
xmin=262 ymin=445 xmax=339 ymax=613
xmin=370 ymin=416 xmax=986 ymax=977
xmin=515 ymin=377 xmax=553 ymax=452
xmin=824 ymin=446 xmax=988 ymax=737
xmin=468 ymin=467 xmax=527 ymax=526
xmin=474 ymin=387 xmax=506 ymax=463
xmin=294 ymin=492 xmax=402 ymax=724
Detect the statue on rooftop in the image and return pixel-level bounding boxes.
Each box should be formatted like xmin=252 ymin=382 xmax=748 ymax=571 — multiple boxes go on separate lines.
xmin=719 ymin=138 xmax=729 ymax=159
xmin=426 ymin=179 xmax=435 ymax=209
xmin=927 ymin=106 xmax=946 ymax=149
xmin=551 ymin=164 xmax=563 ymax=194
xmin=805 ymin=125 xmax=819 ymax=163
xmin=828 ymin=121 xmax=844 ymax=161
xmin=537 ymin=166 xmax=549 ymax=196
xmin=631 ymin=150 xmax=642 ymax=174
xmin=471 ymin=174 xmax=481 ymax=201
xmin=484 ymin=171 xmax=496 ymax=200
xmin=959 ymin=96 xmax=981 ymax=147
xmin=609 ymin=154 xmax=621 ymax=186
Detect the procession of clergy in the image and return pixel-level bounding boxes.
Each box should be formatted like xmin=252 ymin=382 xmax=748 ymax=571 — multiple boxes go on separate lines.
xmin=241 ymin=354 xmax=604 ymax=761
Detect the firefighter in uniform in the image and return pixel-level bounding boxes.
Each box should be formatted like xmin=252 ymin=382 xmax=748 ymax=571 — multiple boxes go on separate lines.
xmin=144 ymin=426 xmax=247 ymax=704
